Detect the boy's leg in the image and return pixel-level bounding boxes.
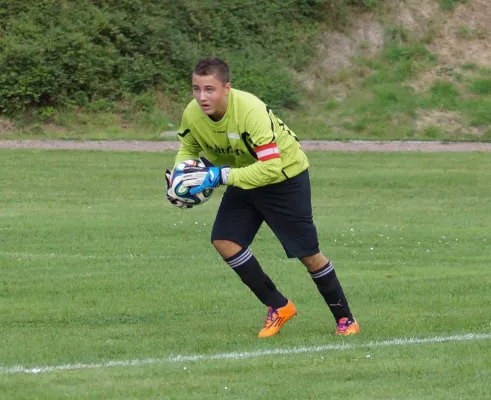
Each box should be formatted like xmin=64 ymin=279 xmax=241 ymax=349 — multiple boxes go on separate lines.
xmin=253 ymin=170 xmax=359 ymax=335
xmin=300 ymin=253 xmax=359 ymax=336
xmin=213 ymin=239 xmax=288 ymax=309
xmin=300 ymin=253 xmax=353 ymax=322
xmin=211 ymin=186 xmax=296 ymax=337
xmin=215 ymin=240 xmax=297 ymax=338
xmin=211 ymin=187 xmax=287 ymax=303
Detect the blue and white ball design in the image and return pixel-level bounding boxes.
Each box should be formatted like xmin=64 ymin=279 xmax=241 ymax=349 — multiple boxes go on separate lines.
xmin=168 ymin=159 xmax=214 ymax=205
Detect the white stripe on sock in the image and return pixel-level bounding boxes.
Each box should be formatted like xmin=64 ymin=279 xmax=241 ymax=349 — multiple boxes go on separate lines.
xmin=310 ymin=262 xmax=334 ymax=279
xmin=227 ymin=249 xmax=252 ymax=268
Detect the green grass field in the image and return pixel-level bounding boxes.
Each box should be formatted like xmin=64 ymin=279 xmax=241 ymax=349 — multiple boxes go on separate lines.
xmin=1 ymin=149 xmax=490 ymax=399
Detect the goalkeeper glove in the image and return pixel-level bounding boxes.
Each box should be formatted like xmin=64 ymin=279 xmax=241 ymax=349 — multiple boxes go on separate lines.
xmin=165 ymin=169 xmax=193 ymax=209
xmin=181 ymin=157 xmax=230 ymax=195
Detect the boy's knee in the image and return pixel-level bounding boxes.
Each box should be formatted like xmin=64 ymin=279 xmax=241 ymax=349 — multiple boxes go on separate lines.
xmin=212 ymin=239 xmax=242 ymax=259
xmin=299 ymin=252 xmax=329 ymax=272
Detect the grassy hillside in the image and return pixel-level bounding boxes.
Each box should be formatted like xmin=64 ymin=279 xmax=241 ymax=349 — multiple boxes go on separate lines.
xmin=292 ymin=0 xmax=491 ymax=141
xmin=0 ymin=0 xmax=490 ymax=141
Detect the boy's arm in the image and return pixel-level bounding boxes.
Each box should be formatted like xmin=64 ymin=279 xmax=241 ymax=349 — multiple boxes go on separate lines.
xmin=184 ymin=107 xmax=285 ymax=192
xmin=175 ymin=114 xmax=202 ymax=165
xmin=227 ymin=107 xmax=283 ymax=188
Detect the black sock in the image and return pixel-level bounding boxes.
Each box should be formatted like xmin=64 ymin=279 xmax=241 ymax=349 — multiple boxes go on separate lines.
xmin=225 ymin=248 xmax=288 ymax=309
xmin=309 ymin=261 xmax=353 ymax=323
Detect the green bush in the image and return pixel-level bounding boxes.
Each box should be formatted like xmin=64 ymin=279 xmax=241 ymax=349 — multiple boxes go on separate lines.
xmin=227 ymin=49 xmax=301 ymax=109
xmin=0 ymin=0 xmax=375 ymax=115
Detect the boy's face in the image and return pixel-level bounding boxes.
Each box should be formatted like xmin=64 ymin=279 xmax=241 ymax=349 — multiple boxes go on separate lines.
xmin=192 ymin=73 xmax=231 ymax=120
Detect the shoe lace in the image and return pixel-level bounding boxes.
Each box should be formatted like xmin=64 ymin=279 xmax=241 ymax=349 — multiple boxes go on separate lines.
xmin=263 ymin=307 xmax=279 ymax=328
xmin=336 ymin=317 xmax=350 ymax=332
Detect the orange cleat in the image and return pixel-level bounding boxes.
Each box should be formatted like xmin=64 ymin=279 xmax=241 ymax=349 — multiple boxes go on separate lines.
xmin=335 ymin=317 xmax=360 ymax=336
xmin=258 ymin=300 xmax=297 ymax=338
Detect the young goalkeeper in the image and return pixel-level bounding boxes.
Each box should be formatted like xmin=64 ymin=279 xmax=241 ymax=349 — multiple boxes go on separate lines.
xmin=166 ymin=57 xmax=360 ymax=338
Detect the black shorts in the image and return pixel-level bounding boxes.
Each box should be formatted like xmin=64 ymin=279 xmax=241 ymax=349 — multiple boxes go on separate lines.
xmin=211 ymin=169 xmax=320 ymax=258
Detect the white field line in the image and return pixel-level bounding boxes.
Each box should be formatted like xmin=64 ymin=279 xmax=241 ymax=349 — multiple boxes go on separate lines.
xmin=2 ymin=332 xmax=490 ymax=375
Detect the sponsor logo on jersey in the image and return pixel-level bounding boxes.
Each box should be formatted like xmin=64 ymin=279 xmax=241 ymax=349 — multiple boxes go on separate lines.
xmin=204 ymin=143 xmax=246 ymax=156
xmin=214 ymin=130 xmax=226 ymax=134
xmin=227 ymin=132 xmax=240 ymax=140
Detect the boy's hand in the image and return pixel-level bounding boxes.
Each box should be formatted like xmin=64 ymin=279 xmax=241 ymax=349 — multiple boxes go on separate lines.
xmin=180 ymin=158 xmax=230 ymax=194
xmin=165 ymin=169 xmax=193 ymax=209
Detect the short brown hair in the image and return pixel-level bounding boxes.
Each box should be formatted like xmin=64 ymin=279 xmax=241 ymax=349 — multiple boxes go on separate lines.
xmin=193 ymin=57 xmax=231 ymax=85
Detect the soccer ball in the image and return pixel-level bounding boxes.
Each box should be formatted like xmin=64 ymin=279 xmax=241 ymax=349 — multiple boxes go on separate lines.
xmin=168 ymin=159 xmax=214 ymax=206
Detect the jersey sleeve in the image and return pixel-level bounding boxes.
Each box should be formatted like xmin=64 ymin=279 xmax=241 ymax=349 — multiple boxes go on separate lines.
xmin=175 ymin=111 xmax=201 ymax=166
xmin=227 ymin=107 xmax=283 ymax=189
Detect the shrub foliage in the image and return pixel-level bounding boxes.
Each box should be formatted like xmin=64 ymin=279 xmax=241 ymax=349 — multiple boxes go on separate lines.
xmin=0 ymin=0 xmax=373 ymax=114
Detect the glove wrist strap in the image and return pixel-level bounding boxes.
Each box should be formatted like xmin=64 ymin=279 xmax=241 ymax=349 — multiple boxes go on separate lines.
xmin=221 ymin=167 xmax=231 ymax=185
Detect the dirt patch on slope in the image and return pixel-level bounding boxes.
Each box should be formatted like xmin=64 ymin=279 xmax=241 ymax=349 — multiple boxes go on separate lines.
xmin=313 ymin=0 xmax=491 ymax=82
xmin=0 ymin=119 xmax=15 ymax=134
xmin=319 ymin=14 xmax=384 ymax=77
xmin=415 ymin=109 xmax=486 ymax=137
xmin=428 ymin=0 xmax=491 ymax=68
